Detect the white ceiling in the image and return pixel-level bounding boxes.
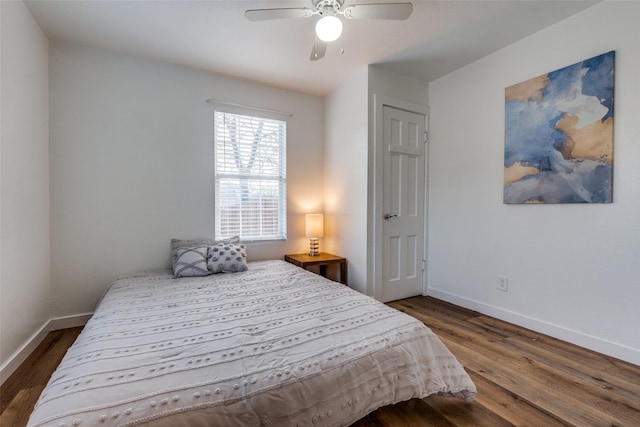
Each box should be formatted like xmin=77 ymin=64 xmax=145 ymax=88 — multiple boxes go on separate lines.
xmin=25 ymin=0 xmax=598 ymax=96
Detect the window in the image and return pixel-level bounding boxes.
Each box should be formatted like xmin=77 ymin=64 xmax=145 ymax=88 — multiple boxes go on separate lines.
xmin=214 ymin=110 xmax=287 ymax=241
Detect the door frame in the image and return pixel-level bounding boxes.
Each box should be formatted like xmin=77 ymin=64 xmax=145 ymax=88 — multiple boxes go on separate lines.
xmin=371 ymin=94 xmax=430 ymax=301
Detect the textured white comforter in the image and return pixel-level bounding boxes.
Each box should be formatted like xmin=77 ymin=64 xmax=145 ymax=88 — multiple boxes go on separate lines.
xmin=28 ymin=260 xmax=475 ymax=427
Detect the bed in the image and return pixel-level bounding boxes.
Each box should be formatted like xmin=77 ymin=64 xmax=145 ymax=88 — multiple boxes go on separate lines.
xmin=28 ymin=260 xmax=476 ymax=427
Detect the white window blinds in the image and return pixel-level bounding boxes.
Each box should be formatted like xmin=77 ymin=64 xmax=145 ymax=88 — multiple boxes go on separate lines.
xmin=214 ymin=110 xmax=287 ymax=241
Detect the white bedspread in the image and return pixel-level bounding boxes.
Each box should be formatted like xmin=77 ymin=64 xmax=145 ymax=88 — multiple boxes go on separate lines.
xmin=28 ymin=260 xmax=475 ymax=427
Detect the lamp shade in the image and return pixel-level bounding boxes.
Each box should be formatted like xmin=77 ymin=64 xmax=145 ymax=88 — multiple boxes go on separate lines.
xmin=315 ymin=15 xmax=343 ymax=42
xmin=305 ymin=214 xmax=324 ymax=238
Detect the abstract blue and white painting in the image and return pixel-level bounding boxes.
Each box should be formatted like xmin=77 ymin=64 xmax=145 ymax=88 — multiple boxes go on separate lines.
xmin=504 ymin=51 xmax=614 ymax=204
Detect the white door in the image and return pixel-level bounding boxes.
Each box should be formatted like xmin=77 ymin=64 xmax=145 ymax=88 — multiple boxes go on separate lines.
xmin=381 ymin=105 xmax=426 ymax=303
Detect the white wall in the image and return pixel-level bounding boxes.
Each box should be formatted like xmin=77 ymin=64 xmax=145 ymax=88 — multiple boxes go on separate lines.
xmin=428 ymin=1 xmax=640 ymax=364
xmin=368 ymin=66 xmax=428 ymax=107
xmin=49 ymin=42 xmax=325 ymax=317
xmin=324 ymin=66 xmax=369 ymax=293
xmin=0 ymin=1 xmax=50 ymax=378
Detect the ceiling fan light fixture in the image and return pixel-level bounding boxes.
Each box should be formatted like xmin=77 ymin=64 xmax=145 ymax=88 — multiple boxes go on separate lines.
xmin=315 ymin=15 xmax=343 ymax=42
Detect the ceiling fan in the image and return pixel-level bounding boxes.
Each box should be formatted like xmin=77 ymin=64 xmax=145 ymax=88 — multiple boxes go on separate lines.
xmin=245 ymin=0 xmax=413 ymax=61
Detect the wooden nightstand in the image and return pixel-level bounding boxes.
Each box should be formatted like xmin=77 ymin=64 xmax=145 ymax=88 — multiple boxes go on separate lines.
xmin=284 ymin=253 xmax=348 ymax=285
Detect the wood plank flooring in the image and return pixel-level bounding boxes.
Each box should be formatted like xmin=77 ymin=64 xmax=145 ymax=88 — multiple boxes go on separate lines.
xmin=1 ymin=297 xmax=639 ymax=426
xmin=1 ymin=327 xmax=83 ymax=427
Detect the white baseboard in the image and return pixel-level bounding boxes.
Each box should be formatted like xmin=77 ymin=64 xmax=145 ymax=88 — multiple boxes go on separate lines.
xmin=426 ymin=288 xmax=640 ymax=366
xmin=49 ymin=312 xmax=93 ymax=331
xmin=0 ymin=312 xmax=93 ymax=385
xmin=0 ymin=321 xmax=50 ymax=385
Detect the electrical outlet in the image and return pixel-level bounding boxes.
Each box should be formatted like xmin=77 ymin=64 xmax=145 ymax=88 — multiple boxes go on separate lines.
xmin=497 ymin=275 xmax=509 ymax=292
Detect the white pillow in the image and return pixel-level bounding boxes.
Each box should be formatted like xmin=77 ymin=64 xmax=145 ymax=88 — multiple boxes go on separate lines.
xmin=207 ymin=243 xmax=248 ymax=273
xmin=174 ymin=246 xmax=210 ymax=278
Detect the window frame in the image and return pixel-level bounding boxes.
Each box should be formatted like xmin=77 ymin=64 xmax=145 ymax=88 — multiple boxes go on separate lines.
xmin=213 ymin=106 xmax=287 ymax=243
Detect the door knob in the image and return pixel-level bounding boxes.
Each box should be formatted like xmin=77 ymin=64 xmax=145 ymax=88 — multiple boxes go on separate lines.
xmin=384 ymin=213 xmax=398 ymax=219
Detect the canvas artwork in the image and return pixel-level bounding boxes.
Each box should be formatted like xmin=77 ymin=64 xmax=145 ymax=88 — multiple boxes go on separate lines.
xmin=503 ymin=51 xmax=615 ymax=204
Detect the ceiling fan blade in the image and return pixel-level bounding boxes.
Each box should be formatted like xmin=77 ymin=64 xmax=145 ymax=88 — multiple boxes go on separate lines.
xmin=310 ymin=36 xmax=327 ymax=61
xmin=245 ymin=7 xmax=313 ymax=21
xmin=343 ymin=3 xmax=413 ymax=20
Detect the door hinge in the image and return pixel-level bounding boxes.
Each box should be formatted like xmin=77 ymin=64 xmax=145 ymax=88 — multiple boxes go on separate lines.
xmin=422 ymin=259 xmax=427 ymax=271
xmin=423 ymin=131 xmax=429 ymax=143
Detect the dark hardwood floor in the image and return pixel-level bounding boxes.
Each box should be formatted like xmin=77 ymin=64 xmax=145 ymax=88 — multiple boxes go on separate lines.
xmin=2 ymin=296 xmax=639 ymax=426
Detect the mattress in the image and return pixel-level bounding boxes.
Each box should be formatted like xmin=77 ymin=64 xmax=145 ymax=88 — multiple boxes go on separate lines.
xmin=28 ymin=260 xmax=476 ymax=427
